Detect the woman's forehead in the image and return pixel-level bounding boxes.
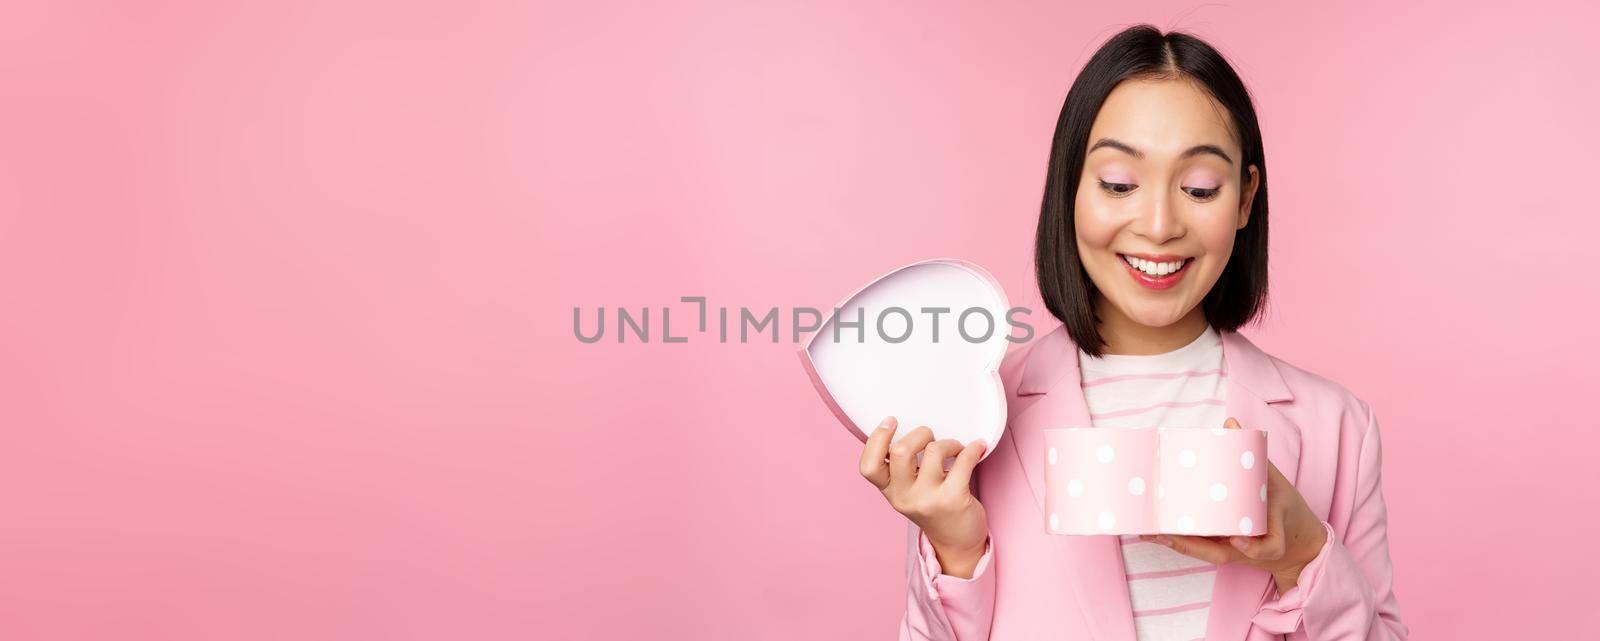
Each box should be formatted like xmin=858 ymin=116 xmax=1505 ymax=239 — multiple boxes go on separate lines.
xmin=1088 ymin=77 xmax=1241 ymax=158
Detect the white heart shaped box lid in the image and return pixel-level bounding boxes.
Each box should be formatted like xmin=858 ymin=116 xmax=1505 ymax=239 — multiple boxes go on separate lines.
xmin=798 ymin=259 xmax=1010 ymax=461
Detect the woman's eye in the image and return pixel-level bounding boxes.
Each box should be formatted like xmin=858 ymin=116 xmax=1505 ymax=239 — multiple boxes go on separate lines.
xmin=1098 ymin=179 xmax=1137 ymax=196
xmin=1183 ymin=186 xmax=1220 ymax=200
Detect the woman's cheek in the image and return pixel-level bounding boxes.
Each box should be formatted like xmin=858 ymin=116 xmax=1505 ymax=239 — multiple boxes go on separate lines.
xmin=1073 ymin=202 xmax=1121 ymax=248
xmin=1200 ymin=213 xmax=1240 ymax=252
xmin=1198 ymin=235 xmax=1236 ymax=280
xmin=1076 ymin=189 xmax=1128 ymax=230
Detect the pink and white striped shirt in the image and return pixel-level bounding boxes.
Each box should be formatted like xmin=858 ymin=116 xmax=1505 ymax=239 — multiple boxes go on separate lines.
xmin=1077 ymin=323 xmax=1228 ymax=641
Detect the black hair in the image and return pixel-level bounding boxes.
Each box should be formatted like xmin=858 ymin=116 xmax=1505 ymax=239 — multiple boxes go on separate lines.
xmin=1035 ymin=24 xmax=1269 ymax=357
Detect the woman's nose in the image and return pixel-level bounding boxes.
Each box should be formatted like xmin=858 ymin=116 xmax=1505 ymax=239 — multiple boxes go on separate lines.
xmin=1134 ymin=191 xmax=1184 ymax=243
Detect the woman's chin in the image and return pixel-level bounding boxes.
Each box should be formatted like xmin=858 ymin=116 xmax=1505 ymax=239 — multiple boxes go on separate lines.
xmin=1113 ymin=301 xmax=1194 ymax=329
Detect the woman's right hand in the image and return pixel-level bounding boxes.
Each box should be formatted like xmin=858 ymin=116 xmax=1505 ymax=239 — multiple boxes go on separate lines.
xmin=859 ymin=416 xmax=990 ymax=578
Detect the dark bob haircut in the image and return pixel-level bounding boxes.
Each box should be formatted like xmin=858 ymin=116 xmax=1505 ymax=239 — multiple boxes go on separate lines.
xmin=1035 ymin=25 xmax=1269 ymax=357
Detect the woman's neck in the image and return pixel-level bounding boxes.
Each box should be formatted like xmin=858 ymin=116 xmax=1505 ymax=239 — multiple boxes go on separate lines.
xmin=1092 ymin=297 xmax=1210 ymax=356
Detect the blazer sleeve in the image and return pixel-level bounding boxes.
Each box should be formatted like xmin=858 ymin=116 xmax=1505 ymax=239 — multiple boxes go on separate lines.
xmin=898 ymin=523 xmax=996 ymax=641
xmin=1251 ymin=401 xmax=1410 ymax=640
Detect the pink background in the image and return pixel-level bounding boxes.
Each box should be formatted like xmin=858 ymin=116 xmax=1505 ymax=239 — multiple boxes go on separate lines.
xmin=2 ymin=1 xmax=1596 ymax=639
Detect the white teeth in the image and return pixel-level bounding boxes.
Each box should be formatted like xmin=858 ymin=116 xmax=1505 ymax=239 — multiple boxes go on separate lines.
xmin=1122 ymin=255 xmax=1186 ymax=277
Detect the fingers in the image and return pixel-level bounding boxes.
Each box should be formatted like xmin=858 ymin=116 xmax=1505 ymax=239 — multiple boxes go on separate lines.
xmin=1224 ymin=417 xmax=1242 ymax=429
xmin=1157 ymin=534 xmax=1240 ymax=565
xmin=1229 ymin=501 xmax=1288 ymax=561
xmin=942 ymin=439 xmax=988 ymax=491
xmin=887 ymin=425 xmax=936 ymax=496
xmin=858 ymin=417 xmax=898 ymax=490
xmin=1267 ymin=494 xmax=1289 ymax=546
xmin=915 ymin=438 xmax=965 ymax=491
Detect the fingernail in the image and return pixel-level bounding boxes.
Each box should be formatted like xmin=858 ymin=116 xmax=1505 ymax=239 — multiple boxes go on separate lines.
xmin=971 ymin=439 xmax=987 ymax=450
xmin=1230 ymin=537 xmax=1249 ymax=551
xmin=1153 ymin=535 xmax=1173 ymax=546
xmin=879 ymin=417 xmax=896 ymax=429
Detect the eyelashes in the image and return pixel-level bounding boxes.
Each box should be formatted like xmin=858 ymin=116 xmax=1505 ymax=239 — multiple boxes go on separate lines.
xmin=1098 ymin=179 xmax=1137 ymax=196
xmin=1096 ymin=179 xmax=1222 ymax=202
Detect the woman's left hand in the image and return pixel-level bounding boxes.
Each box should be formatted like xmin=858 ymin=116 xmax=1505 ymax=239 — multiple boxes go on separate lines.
xmin=1138 ymin=417 xmax=1329 ymax=593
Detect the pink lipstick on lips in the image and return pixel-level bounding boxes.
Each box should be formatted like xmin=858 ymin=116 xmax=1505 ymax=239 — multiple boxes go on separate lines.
xmin=1119 ymin=253 xmax=1193 ymax=290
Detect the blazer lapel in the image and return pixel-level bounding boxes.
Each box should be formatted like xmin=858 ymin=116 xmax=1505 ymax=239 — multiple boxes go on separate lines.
xmin=1007 ymin=327 xmax=1303 ymax=641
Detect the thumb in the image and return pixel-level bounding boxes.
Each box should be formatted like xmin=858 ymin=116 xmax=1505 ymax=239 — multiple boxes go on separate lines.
xmin=1224 ymin=417 xmax=1242 ymax=429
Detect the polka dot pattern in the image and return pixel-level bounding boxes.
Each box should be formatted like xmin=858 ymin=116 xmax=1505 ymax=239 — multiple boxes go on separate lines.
xmin=1042 ymin=427 xmax=1267 ymax=535
xmin=1095 ymin=445 xmax=1115 ymax=464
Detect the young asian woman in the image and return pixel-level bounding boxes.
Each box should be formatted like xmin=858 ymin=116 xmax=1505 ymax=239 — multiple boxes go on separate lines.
xmin=856 ymin=25 xmax=1408 ymax=641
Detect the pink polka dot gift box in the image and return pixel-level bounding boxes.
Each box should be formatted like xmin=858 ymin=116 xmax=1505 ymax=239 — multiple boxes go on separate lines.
xmin=1043 ymin=426 xmax=1268 ymax=536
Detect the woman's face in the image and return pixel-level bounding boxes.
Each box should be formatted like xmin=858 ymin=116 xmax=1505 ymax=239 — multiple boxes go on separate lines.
xmin=1074 ymin=77 xmax=1259 ymax=330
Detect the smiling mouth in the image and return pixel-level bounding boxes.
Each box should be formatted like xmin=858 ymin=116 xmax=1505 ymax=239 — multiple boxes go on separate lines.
xmin=1119 ymin=254 xmax=1192 ymax=277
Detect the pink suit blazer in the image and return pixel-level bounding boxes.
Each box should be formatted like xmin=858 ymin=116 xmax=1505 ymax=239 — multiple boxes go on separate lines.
xmin=898 ymin=327 xmax=1408 ymax=641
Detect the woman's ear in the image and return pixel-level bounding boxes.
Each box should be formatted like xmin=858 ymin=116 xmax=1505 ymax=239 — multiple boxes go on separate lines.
xmin=1237 ymin=165 xmax=1260 ymax=230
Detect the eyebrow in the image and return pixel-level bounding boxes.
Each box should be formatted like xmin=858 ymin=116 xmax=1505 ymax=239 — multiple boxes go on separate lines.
xmin=1088 ymin=137 xmax=1234 ymax=165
